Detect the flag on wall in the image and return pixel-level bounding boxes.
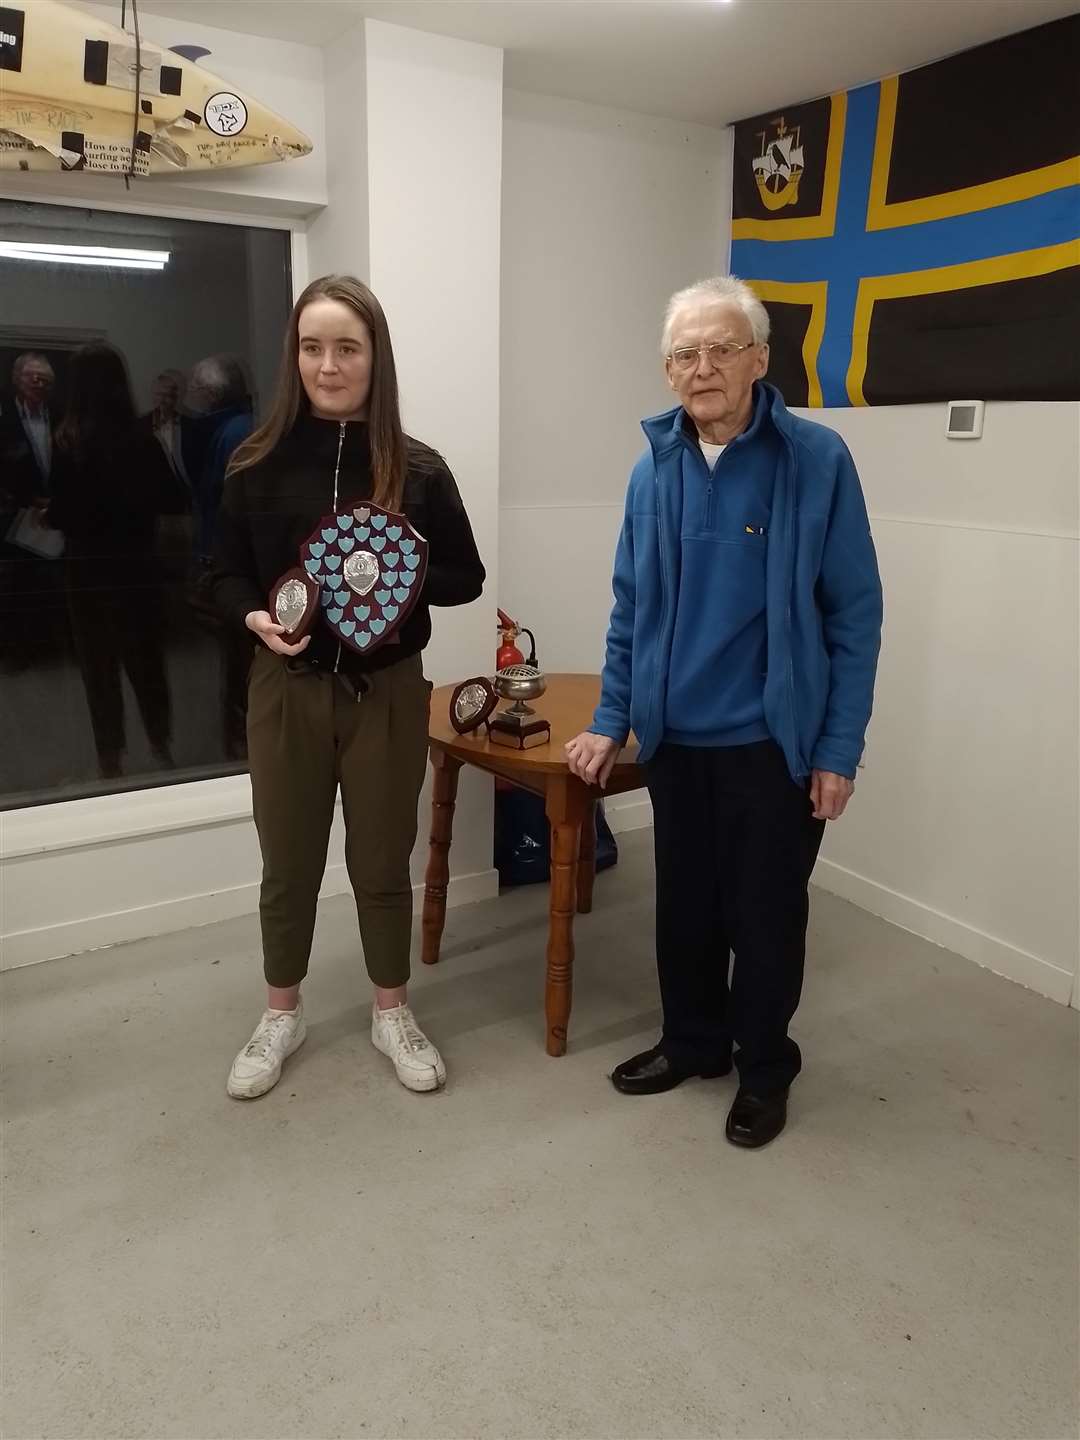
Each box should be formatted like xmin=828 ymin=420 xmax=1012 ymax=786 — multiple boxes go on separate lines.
xmin=729 ymin=16 xmax=1080 ymax=407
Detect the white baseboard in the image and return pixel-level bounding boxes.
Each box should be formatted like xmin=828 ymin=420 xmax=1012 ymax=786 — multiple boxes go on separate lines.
xmin=1 ymin=865 xmax=500 ymax=972
xmin=603 ymin=794 xmax=653 ymax=835
xmin=813 ymin=857 xmax=1076 ymax=1007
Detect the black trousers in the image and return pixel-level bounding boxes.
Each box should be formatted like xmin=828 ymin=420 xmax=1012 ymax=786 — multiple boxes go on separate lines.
xmin=66 ymin=566 xmax=171 ymax=769
xmin=644 ymin=741 xmax=826 ymax=1097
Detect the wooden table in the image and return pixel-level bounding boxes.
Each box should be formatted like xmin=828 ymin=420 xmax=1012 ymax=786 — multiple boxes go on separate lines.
xmin=422 ymin=673 xmax=643 ymax=1055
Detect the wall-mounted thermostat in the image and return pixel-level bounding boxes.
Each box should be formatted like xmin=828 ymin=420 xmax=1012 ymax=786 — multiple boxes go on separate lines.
xmin=945 ymin=400 xmax=985 ymax=439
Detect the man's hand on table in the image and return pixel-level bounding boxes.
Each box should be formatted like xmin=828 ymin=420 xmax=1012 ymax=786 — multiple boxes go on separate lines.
xmin=565 ymin=732 xmax=620 ymax=789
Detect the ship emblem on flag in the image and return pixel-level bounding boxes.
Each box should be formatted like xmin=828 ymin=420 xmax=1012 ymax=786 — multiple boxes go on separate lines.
xmin=752 ymin=117 xmax=805 ymax=212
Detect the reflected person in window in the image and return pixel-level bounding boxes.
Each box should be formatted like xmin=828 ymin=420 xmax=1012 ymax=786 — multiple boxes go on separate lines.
xmin=46 ymin=343 xmax=176 ymax=779
xmin=141 ymin=368 xmax=190 ymax=487
xmin=184 ymin=354 xmax=253 ymax=571
xmin=212 ymin=275 xmax=485 ymax=1102
xmin=0 ymin=351 xmax=55 ymax=507
xmin=0 ymin=352 xmax=61 ymax=675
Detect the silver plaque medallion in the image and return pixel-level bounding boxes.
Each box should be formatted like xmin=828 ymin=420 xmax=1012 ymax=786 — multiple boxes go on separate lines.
xmin=275 ymin=578 xmax=309 ymax=633
xmin=455 ymin=683 xmax=489 ymax=725
xmin=343 ymin=550 xmax=379 ymax=596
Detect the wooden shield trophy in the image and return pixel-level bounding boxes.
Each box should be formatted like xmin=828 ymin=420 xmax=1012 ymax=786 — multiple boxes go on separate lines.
xmin=270 ymin=502 xmax=429 ymax=655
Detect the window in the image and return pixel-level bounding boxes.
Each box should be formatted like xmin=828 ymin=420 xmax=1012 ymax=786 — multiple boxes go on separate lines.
xmin=0 ymin=200 xmax=291 ymax=808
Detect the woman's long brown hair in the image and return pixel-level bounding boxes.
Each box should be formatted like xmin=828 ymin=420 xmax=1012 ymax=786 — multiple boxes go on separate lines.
xmin=54 ymin=342 xmax=137 ymax=459
xmin=227 ymin=275 xmax=407 ymax=510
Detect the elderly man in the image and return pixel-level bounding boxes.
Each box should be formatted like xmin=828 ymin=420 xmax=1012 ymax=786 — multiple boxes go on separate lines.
xmin=183 ymin=354 xmax=253 ymax=566
xmin=142 ymin=369 xmax=190 ymax=487
xmin=566 ymin=276 xmax=882 ymax=1148
xmin=1 ymin=352 xmax=55 ymax=505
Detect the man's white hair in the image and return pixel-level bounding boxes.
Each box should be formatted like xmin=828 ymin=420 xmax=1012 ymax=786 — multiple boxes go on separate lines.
xmin=661 ymin=275 xmax=770 ymax=354
xmin=12 ymin=351 xmax=54 ymax=383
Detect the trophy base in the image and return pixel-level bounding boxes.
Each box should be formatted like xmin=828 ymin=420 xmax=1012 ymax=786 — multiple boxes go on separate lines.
xmin=487 ymin=715 xmax=551 ymax=750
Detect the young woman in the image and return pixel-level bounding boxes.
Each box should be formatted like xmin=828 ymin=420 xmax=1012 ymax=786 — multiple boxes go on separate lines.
xmin=212 ymin=275 xmax=485 ymax=1099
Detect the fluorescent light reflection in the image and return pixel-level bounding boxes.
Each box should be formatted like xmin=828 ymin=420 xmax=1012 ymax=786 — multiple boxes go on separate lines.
xmin=0 ymin=242 xmax=170 ymax=271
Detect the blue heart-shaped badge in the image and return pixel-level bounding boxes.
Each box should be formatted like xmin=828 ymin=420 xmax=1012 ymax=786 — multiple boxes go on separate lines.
xmin=393 ymin=586 xmax=409 ymax=604
xmin=354 ymin=605 xmax=370 ymax=621
xmin=339 ymin=620 xmax=355 ymax=638
xmin=403 ymin=553 xmax=420 ymax=570
xmin=382 ymin=572 xmax=398 ymax=587
xmin=339 ymin=536 xmax=355 ymax=553
xmin=304 ymin=559 xmax=322 ymax=577
xmin=370 ymin=617 xmax=386 ymax=636
xmin=370 ymin=536 xmax=386 ymax=553
xmin=355 ymin=526 xmax=370 ymax=543
xmin=327 ymin=607 xmax=343 ymax=624
xmin=383 ymin=603 xmax=399 ymax=622
xmin=321 ymin=588 xmax=335 ymax=607
xmin=309 ymin=541 xmax=326 ymax=559
xmin=324 ymin=554 xmax=341 ymax=572
xmin=382 ymin=552 xmax=399 ymax=569
xmin=386 ymin=525 xmax=402 ymax=541
xmin=337 ymin=513 xmax=353 ymax=531
xmin=400 ymin=569 xmax=417 ymax=587
xmin=400 ymin=538 xmax=415 ymax=554
xmin=355 ymin=629 xmax=371 ymax=648
xmin=321 ymin=528 xmax=336 ymax=544
xmin=371 ymin=514 xmax=387 ymax=531
xmin=374 ymin=590 xmax=390 ymax=606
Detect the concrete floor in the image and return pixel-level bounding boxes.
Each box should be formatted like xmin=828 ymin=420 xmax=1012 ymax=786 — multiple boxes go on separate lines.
xmin=3 ymin=830 xmax=1077 ymax=1440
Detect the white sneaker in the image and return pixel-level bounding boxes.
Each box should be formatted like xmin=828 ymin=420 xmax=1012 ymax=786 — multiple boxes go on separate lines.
xmin=371 ymin=1003 xmax=446 ymax=1092
xmin=227 ymin=1001 xmax=306 ymax=1099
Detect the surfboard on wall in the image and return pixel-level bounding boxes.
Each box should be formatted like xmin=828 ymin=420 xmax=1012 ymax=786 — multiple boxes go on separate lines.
xmin=0 ymin=0 xmax=313 ymax=175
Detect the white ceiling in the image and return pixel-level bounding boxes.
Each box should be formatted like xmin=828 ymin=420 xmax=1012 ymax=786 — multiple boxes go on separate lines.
xmin=128 ymin=0 xmax=1078 ymax=128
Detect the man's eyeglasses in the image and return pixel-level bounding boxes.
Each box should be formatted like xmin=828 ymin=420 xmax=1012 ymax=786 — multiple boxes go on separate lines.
xmin=668 ymin=341 xmax=755 ymax=372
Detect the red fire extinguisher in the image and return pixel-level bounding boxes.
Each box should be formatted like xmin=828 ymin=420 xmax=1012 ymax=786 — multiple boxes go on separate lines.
xmin=494 ymin=610 xmax=538 ymax=791
xmin=496 ymin=608 xmax=537 ymax=671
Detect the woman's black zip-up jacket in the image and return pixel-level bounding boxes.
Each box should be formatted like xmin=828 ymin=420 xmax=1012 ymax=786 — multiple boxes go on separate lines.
xmin=211 ymin=412 xmax=485 ymax=680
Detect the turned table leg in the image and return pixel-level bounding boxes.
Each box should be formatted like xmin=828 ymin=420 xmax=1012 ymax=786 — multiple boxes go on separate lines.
xmin=544 ymin=777 xmax=587 ymax=1055
xmin=422 ymin=748 xmax=462 ymax=965
xmin=577 ymin=800 xmax=597 ymax=915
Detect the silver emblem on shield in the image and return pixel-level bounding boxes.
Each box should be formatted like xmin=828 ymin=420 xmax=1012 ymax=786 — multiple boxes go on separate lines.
xmin=275 ymin=578 xmax=309 ymax=633
xmin=343 ymin=550 xmax=379 ymax=596
xmin=455 ymin=683 xmax=489 ymax=725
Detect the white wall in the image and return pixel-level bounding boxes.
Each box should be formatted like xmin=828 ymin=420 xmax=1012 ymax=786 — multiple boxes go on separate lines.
xmin=305 ymin=22 xmax=369 ymax=282
xmin=364 ymin=19 xmax=503 ymax=888
xmin=805 ymin=402 xmax=1080 ymax=1005
xmin=498 ymin=89 xmax=730 ymax=828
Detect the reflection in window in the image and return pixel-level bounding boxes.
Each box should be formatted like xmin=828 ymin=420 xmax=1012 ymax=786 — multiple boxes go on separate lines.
xmin=0 ymin=201 xmax=291 ymax=809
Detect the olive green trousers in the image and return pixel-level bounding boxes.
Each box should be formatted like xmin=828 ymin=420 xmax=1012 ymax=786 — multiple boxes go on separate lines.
xmin=246 ymin=648 xmax=431 ymax=989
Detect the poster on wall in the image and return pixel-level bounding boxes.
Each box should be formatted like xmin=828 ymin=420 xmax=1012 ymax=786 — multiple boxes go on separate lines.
xmin=0 ymin=0 xmax=312 ymax=176
xmin=729 ymin=15 xmax=1079 ymax=406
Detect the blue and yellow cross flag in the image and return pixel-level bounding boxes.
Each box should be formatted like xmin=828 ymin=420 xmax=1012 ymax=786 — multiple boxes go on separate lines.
xmin=729 ymin=15 xmax=1079 ymax=407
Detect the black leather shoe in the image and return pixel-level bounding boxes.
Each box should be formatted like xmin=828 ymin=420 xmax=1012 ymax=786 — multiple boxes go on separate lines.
xmin=610 ymin=1045 xmax=732 ymax=1095
xmin=725 ymin=1088 xmax=789 ymax=1148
